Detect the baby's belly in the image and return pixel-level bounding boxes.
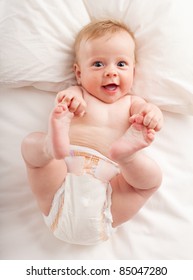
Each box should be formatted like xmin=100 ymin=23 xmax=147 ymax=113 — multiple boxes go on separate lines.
xmin=69 ymin=125 xmax=119 ymax=158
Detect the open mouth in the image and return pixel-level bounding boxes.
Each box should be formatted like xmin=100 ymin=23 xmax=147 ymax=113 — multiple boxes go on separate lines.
xmin=102 ymin=83 xmax=118 ymax=91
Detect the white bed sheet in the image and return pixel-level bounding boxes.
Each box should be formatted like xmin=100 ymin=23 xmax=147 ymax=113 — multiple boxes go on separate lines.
xmin=1 ymin=86 xmax=193 ymax=260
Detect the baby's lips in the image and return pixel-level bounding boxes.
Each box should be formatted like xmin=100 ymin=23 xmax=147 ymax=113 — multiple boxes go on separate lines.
xmin=103 ymin=84 xmax=118 ymax=91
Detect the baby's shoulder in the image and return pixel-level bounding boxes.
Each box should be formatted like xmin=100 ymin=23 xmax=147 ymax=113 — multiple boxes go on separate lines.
xmin=110 ymin=95 xmax=131 ymax=117
xmin=122 ymin=94 xmax=132 ymax=102
xmin=117 ymin=94 xmax=132 ymax=107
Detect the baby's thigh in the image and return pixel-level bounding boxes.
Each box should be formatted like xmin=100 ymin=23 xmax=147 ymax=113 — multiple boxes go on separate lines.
xmin=110 ymin=174 xmax=146 ymax=228
xmin=27 ymin=159 xmax=67 ymax=216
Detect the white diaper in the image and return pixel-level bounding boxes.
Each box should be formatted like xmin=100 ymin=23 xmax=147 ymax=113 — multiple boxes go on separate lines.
xmin=43 ymin=145 xmax=120 ymax=245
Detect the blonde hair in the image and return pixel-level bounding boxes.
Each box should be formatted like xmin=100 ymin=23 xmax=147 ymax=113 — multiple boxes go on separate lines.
xmin=74 ymin=19 xmax=135 ymax=62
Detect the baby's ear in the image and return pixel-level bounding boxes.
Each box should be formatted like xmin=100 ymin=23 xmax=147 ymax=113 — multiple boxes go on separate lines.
xmin=73 ymin=63 xmax=81 ymax=84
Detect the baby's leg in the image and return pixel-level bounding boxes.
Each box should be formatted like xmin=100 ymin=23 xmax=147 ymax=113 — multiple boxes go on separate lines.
xmin=46 ymin=103 xmax=73 ymax=159
xmin=110 ymin=120 xmax=161 ymax=190
xmin=21 ymin=104 xmax=73 ymax=215
xmin=109 ymin=121 xmax=162 ymax=227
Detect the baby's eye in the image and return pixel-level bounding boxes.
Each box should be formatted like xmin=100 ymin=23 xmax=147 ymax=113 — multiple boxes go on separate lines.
xmin=117 ymin=61 xmax=127 ymax=67
xmin=93 ymin=61 xmax=104 ymax=67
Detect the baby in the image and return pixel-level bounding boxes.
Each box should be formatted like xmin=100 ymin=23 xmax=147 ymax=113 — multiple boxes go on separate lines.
xmin=22 ymin=19 xmax=163 ymax=245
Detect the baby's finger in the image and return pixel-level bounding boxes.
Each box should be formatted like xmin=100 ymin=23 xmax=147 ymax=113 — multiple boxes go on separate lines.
xmin=68 ymin=97 xmax=80 ymax=113
xmin=129 ymin=115 xmax=136 ymax=124
xmin=74 ymin=102 xmax=87 ymax=116
xmin=61 ymin=95 xmax=74 ymax=106
xmin=56 ymin=90 xmax=74 ymax=105
xmin=68 ymin=97 xmax=86 ymax=116
xmin=75 ymin=108 xmax=86 ymax=117
xmin=154 ymin=119 xmax=163 ymax=131
xmin=129 ymin=114 xmax=143 ymax=124
xmin=55 ymin=92 xmax=63 ymax=104
xmin=147 ymin=118 xmax=158 ymax=130
xmin=56 ymin=91 xmax=66 ymax=102
xmin=143 ymin=112 xmax=155 ymax=127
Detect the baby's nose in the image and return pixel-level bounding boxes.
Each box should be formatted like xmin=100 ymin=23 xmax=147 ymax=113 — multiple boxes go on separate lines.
xmin=104 ymin=67 xmax=118 ymax=78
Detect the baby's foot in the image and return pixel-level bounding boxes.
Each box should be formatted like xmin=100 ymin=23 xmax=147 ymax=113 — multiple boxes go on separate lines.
xmin=109 ymin=122 xmax=155 ymax=163
xmin=45 ymin=103 xmax=73 ymax=159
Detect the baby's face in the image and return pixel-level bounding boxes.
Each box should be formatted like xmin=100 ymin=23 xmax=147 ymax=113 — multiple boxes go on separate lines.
xmin=74 ymin=31 xmax=135 ymax=103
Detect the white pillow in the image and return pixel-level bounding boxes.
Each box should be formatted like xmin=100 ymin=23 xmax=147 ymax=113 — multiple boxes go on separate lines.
xmin=0 ymin=0 xmax=90 ymax=90
xmin=0 ymin=0 xmax=193 ymax=115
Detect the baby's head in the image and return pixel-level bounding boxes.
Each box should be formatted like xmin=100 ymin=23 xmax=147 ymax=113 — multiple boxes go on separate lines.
xmin=73 ymin=19 xmax=136 ymax=103
xmin=74 ymin=19 xmax=135 ymax=63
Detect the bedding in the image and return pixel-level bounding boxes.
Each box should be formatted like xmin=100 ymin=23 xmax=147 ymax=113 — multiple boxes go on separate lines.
xmin=0 ymin=0 xmax=193 ymax=259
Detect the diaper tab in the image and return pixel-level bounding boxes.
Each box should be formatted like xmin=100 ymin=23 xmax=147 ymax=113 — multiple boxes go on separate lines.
xmin=65 ymin=149 xmax=120 ymax=182
xmin=72 ymin=150 xmax=99 ymax=176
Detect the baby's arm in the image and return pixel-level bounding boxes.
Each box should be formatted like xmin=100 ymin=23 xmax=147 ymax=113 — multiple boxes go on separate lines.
xmin=55 ymin=86 xmax=87 ymax=117
xmin=129 ymin=95 xmax=163 ymax=131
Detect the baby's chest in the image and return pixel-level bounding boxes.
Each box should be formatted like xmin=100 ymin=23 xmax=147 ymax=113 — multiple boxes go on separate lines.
xmin=84 ymin=99 xmax=130 ymax=130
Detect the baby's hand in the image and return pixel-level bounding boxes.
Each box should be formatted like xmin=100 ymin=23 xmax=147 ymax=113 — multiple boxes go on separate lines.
xmin=56 ymin=86 xmax=86 ymax=117
xmin=129 ymin=103 xmax=163 ymax=131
